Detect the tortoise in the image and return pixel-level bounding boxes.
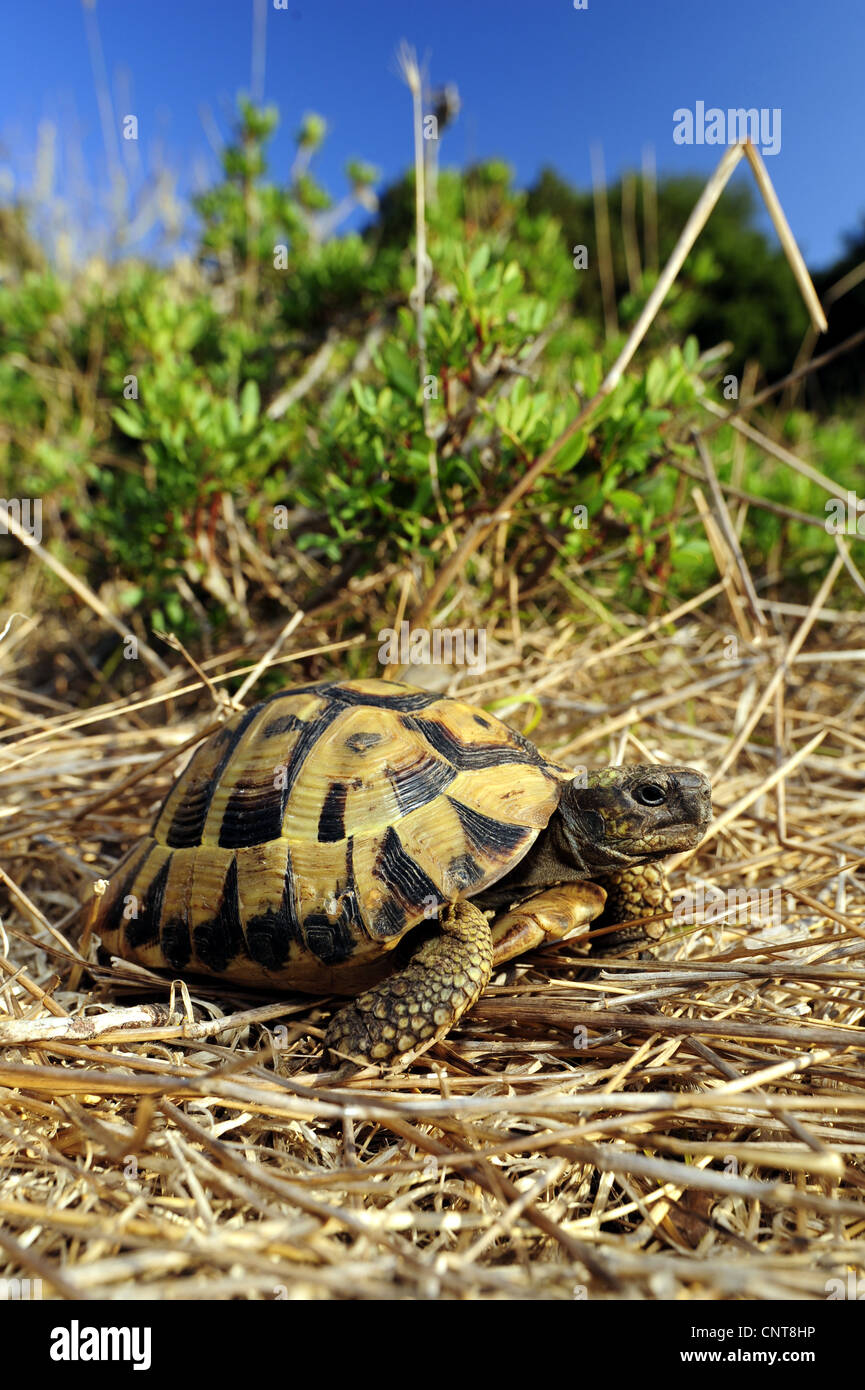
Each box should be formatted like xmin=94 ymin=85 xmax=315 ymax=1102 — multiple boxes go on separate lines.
xmin=90 ymin=678 xmax=711 ymax=1066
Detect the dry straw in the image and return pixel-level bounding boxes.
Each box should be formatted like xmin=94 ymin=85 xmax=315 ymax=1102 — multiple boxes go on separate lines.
xmin=2 ymin=536 xmax=865 ymax=1299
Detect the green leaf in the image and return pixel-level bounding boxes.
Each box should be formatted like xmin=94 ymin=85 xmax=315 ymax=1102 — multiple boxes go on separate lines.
xmin=112 ymin=408 xmax=146 ymax=439
xmin=610 ymin=488 xmax=644 ymax=521
xmin=553 ymin=427 xmax=588 ymax=472
xmin=645 ymin=358 xmax=666 ymax=407
xmin=468 ymin=244 xmax=490 ymax=279
xmin=379 ymin=342 xmax=418 ymax=400
xmin=240 ymin=379 xmax=260 ymax=429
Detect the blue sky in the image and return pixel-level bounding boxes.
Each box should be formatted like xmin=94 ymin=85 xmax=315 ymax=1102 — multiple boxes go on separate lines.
xmin=1 ymin=0 xmax=863 ymax=268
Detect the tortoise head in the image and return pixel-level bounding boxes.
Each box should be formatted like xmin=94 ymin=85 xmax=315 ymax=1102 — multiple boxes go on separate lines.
xmin=555 ymin=765 xmax=712 ymax=872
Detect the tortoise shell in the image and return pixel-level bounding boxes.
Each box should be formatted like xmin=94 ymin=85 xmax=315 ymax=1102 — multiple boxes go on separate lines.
xmin=94 ymin=679 xmax=567 ymax=990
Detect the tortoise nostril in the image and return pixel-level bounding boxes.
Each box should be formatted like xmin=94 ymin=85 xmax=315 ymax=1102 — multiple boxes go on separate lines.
xmin=633 ymin=782 xmax=666 ymax=807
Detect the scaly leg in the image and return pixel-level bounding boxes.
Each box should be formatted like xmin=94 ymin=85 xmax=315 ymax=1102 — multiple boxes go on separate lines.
xmin=591 ymin=863 xmax=671 ymax=949
xmin=490 ymin=881 xmax=607 ymax=968
xmin=325 ymin=899 xmax=493 ymax=1067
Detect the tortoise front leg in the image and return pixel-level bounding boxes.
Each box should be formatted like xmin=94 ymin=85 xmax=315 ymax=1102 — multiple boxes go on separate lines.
xmin=591 ymin=863 xmax=671 ymax=950
xmin=325 ymin=900 xmax=493 ymax=1067
xmin=490 ymin=881 xmax=607 ymax=967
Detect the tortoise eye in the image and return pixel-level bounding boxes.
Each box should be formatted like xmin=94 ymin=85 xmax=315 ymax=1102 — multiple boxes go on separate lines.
xmin=633 ymin=782 xmax=666 ymax=806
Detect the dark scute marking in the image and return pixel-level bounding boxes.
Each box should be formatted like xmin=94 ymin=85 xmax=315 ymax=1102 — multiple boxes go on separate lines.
xmin=163 ymin=703 xmax=262 ymax=849
xmin=385 ymin=754 xmax=457 ymax=815
xmin=345 ymin=730 xmax=383 ymax=753
xmin=275 ymin=702 xmax=344 ymax=799
xmin=222 ymin=702 xmax=345 ymax=848
xmin=245 ymin=848 xmax=303 ymax=969
xmin=125 ymin=850 xmax=171 ymax=950
xmin=193 ymin=855 xmax=247 ymax=972
xmin=204 ymin=726 xmax=234 ymax=754
xmin=372 ymin=825 xmax=444 ymax=929
xmin=161 ymin=781 xmax=211 ymax=849
xmin=448 ymin=797 xmax=532 ymax=859
xmin=324 ymin=686 xmax=439 ymax=712
xmin=303 ymin=837 xmax=362 ymax=963
xmin=446 ymin=852 xmax=486 ymax=891
xmin=402 ymin=714 xmax=546 ymax=770
xmin=218 ymin=777 xmax=286 ymax=849
xmin=261 ymin=682 xmax=329 ymax=705
xmin=98 ymin=838 xmax=155 ymax=943
xmin=193 ymin=926 xmax=227 ymax=974
xmin=371 ymin=897 xmax=407 ymax=939
xmin=473 ymin=714 xmax=492 ymax=728
xmin=262 ymin=713 xmax=303 ymax=739
xmin=317 ymin=780 xmax=349 ymax=843
xmin=160 ymin=917 xmax=191 ymax=969
xmin=259 ymin=682 xmax=437 ymax=713
xmin=303 ymin=907 xmax=358 ymax=965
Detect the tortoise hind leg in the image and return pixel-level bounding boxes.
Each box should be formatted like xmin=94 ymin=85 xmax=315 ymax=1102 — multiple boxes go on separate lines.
xmin=325 ymin=900 xmax=493 ymax=1067
xmin=591 ymin=863 xmax=671 ymax=950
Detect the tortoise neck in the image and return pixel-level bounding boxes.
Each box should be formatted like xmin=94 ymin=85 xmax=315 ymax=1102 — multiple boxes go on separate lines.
xmin=500 ymin=809 xmax=594 ymax=888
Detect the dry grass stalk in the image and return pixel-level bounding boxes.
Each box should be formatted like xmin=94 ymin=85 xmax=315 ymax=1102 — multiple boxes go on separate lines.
xmin=2 ymin=549 xmax=864 ymax=1300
